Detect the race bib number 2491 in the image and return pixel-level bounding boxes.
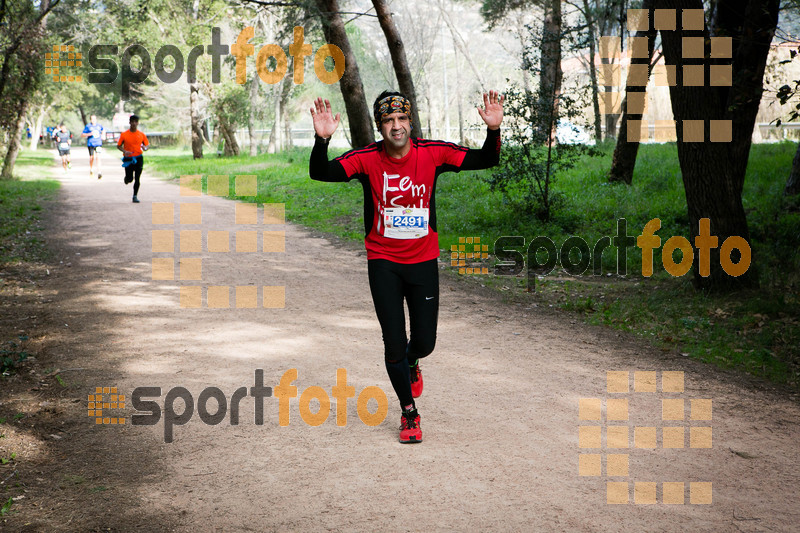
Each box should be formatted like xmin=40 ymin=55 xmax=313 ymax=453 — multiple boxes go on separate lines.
xmin=383 ymin=207 xmax=429 ymax=239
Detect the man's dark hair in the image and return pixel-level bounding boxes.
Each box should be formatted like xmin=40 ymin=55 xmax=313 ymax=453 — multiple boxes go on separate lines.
xmin=130 ymin=115 xmax=139 ymax=123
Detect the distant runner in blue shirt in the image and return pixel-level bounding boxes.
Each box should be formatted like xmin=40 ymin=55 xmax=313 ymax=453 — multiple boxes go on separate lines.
xmin=81 ymin=115 xmax=105 ymax=179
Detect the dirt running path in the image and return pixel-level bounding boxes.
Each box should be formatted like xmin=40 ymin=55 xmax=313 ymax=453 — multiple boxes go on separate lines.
xmin=24 ymin=149 xmax=800 ymax=531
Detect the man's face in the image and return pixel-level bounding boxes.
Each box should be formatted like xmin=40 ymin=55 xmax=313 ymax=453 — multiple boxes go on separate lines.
xmin=90 ymin=115 xmax=97 ymax=125
xmin=379 ymin=112 xmax=411 ymax=151
xmin=130 ymin=120 xmax=138 ymax=132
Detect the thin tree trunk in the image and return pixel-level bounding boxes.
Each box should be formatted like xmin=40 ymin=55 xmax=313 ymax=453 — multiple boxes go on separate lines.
xmin=267 ymin=120 xmax=277 ymax=153
xmin=583 ymin=0 xmax=602 ymax=142
xmin=268 ymin=81 xmax=281 ymax=154
xmin=0 ymin=43 xmax=16 ymax=106
xmin=597 ymin=0 xmax=617 ymax=139
xmin=455 ymin=42 xmax=464 ymax=145
xmin=77 ymin=105 xmax=87 ymax=127
xmin=29 ymin=103 xmax=48 ymax=151
xmin=190 ymin=82 xmax=203 ymax=159
xmin=517 ymin=21 xmax=536 ymax=120
xmin=315 ymin=0 xmax=374 ymax=148
xmin=603 ymin=80 xmax=618 ymax=139
xmin=283 ymin=106 xmax=292 ymax=150
xmin=372 ymin=0 xmax=422 ymax=138
xmin=218 ymin=115 xmax=239 ymax=156
xmin=24 ymin=114 xmax=35 ymax=151
xmin=442 ymin=30 xmax=449 ymax=141
xmin=609 ymin=0 xmax=657 ymax=184
xmin=188 ymin=1 xmax=204 ymax=160
xmin=248 ymin=73 xmax=259 ymax=157
xmin=280 ymin=76 xmax=292 ymax=150
xmin=786 ymin=142 xmax=800 ymax=196
xmin=539 ymin=0 xmax=562 ymax=143
xmin=425 ymin=91 xmax=432 ymax=138
xmin=718 ymin=2 xmax=777 ymax=195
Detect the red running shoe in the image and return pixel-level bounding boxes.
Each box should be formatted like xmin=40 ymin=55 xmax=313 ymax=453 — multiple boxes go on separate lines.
xmin=399 ymin=409 xmax=422 ymax=443
xmin=410 ymin=360 xmax=423 ymax=398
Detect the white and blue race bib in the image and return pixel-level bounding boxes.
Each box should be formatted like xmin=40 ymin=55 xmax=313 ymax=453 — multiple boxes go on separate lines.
xmin=383 ymin=207 xmax=429 ymax=239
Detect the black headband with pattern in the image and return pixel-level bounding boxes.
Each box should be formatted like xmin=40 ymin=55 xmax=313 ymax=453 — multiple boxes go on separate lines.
xmin=374 ymin=95 xmax=412 ymax=126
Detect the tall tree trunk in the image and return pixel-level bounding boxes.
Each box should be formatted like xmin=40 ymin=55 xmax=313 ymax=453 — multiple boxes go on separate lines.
xmin=283 ymin=106 xmax=292 ymax=150
xmin=26 ymin=115 xmax=36 ymax=151
xmin=1 ymin=101 xmax=29 ymax=179
xmin=442 ymin=30 xmax=450 ymax=141
xmin=786 ymin=142 xmax=800 ymax=196
xmin=190 ymin=82 xmax=203 ymax=159
xmin=598 ymin=0 xmax=620 ymax=139
xmin=455 ymin=42 xmax=464 ymax=145
xmin=714 ymin=1 xmax=776 ymax=194
xmin=582 ymin=0 xmax=602 ymax=142
xmin=609 ymin=0 xmax=656 ymax=184
xmin=28 ymin=102 xmax=48 ymax=151
xmin=1 ymin=0 xmax=50 ymax=178
xmin=517 ymin=21 xmax=536 ymax=120
xmin=372 ymin=0 xmax=422 ymax=138
xmin=280 ymin=76 xmax=292 ymax=150
xmin=0 ymin=43 xmax=18 ymax=107
xmin=77 ymin=105 xmax=87 ymax=127
xmin=248 ymin=73 xmax=259 ymax=157
xmin=315 ymin=0 xmax=374 ymax=148
xmin=218 ymin=115 xmax=239 ymax=156
xmin=188 ymin=1 xmax=204 ymax=160
xmin=539 ymin=0 xmax=562 ymax=142
xmin=603 ymin=84 xmax=618 ymax=139
xmin=267 ymin=81 xmax=281 ymax=154
xmin=657 ymin=0 xmax=777 ymax=291
xmin=425 ymin=90 xmax=432 ymax=137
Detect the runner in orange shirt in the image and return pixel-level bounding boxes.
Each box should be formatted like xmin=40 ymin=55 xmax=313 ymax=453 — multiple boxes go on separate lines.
xmin=117 ymin=115 xmax=149 ymax=203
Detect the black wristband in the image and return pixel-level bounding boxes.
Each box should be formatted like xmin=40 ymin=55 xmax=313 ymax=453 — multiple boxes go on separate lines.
xmin=314 ymin=134 xmax=331 ymax=145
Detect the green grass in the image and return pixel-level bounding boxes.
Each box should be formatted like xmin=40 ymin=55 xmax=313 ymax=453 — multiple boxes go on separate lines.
xmin=148 ymin=142 xmax=800 ymax=390
xmin=149 ymin=148 xmax=367 ymax=240
xmin=0 ymin=150 xmax=60 ymax=264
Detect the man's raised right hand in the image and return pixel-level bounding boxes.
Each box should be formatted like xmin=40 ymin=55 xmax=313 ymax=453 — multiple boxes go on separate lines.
xmin=310 ymin=98 xmax=340 ymax=139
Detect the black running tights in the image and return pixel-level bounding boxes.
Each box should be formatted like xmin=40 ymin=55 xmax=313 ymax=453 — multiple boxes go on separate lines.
xmin=367 ymin=258 xmax=439 ymax=407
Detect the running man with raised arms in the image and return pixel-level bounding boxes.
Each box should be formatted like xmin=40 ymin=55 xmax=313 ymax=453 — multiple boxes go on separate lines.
xmin=309 ymin=90 xmax=504 ymax=443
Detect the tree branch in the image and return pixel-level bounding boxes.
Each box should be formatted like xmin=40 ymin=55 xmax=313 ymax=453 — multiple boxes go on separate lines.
xmin=239 ymin=0 xmax=377 ymax=15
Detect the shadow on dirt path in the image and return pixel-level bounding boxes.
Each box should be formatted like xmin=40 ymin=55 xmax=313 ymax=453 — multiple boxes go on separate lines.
xmin=2 ymin=148 xmax=799 ymax=532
